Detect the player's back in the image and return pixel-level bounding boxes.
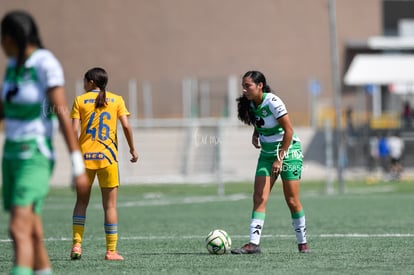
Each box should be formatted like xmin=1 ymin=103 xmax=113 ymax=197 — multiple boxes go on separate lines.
xmin=71 ymin=91 xmax=129 ymax=169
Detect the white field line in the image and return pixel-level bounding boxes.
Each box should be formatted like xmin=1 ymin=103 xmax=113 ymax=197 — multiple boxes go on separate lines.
xmin=117 ymin=193 xmax=249 ymax=208
xmin=1 ymin=233 xmax=414 ymax=243
xmin=42 ymin=193 xmax=250 ymax=210
xmin=42 ymin=187 xmax=405 ymax=210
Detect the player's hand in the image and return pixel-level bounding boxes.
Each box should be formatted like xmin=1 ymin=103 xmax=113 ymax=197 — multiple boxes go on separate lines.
xmin=130 ymin=149 xmax=139 ymax=163
xmin=271 ymin=160 xmax=282 ymax=178
xmin=252 ymin=134 xmax=261 ymax=149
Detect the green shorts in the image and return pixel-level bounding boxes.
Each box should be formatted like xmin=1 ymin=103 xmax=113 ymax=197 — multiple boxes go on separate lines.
xmin=2 ymin=140 xmax=54 ymax=214
xmin=256 ymin=141 xmax=303 ymax=180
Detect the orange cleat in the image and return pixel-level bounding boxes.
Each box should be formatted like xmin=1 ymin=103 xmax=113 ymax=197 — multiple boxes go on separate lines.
xmin=105 ymin=250 xmax=124 ymax=261
xmin=70 ymin=244 xmax=82 ymax=260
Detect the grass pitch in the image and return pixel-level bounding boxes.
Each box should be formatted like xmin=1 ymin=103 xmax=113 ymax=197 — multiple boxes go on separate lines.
xmin=0 ymin=180 xmax=413 ymax=274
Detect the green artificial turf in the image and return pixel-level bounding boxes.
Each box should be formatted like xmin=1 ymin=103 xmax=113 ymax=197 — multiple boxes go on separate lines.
xmin=0 ymin=180 xmax=413 ymax=274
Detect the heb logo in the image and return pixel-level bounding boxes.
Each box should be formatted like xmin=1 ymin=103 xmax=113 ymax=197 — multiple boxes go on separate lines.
xmin=84 ymin=98 xmax=115 ymax=104
xmin=84 ymin=152 xmax=105 ymax=160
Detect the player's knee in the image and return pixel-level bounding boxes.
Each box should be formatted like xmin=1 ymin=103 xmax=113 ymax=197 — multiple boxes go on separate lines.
xmin=253 ymin=192 xmax=268 ymax=206
xmin=9 ymin=222 xmax=30 ymax=242
xmin=286 ymin=197 xmax=301 ymax=211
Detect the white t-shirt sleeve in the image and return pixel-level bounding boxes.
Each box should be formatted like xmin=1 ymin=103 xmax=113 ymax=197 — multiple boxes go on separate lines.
xmin=40 ymin=50 xmax=65 ymax=88
xmin=269 ymin=94 xmax=288 ymax=119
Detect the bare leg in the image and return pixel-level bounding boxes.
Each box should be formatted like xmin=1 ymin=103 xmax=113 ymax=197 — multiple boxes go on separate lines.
xmin=252 ymin=175 xmax=275 ymax=212
xmin=282 ymin=179 xmax=309 ymax=251
xmin=73 ymin=181 xmax=92 ymax=217
xmin=282 ymin=179 xmax=302 ymax=213
xmin=101 ymin=187 xmax=118 ymax=227
xmin=10 ymin=206 xmax=35 ymax=269
xmin=231 ymin=175 xmax=276 ymax=254
xmin=33 ymin=215 xmax=51 ymax=270
xmin=101 ymin=187 xmax=120 ymax=253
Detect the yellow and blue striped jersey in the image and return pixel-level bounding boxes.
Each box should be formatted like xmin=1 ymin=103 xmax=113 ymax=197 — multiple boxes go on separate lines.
xmin=70 ymin=91 xmax=130 ymax=169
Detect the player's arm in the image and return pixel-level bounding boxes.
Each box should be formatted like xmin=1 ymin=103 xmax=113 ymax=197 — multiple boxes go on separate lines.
xmin=277 ymin=114 xmax=294 ymax=158
xmin=48 ymin=86 xmax=87 ymax=179
xmin=270 ymin=114 xmax=293 ymax=177
xmin=252 ymin=128 xmax=260 ymax=149
xmin=270 ymin=96 xmax=291 ymax=159
xmin=72 ymin=118 xmax=81 ymax=138
xmin=0 ymin=99 xmax=4 ymax=120
xmin=119 ymin=115 xmax=138 ymax=163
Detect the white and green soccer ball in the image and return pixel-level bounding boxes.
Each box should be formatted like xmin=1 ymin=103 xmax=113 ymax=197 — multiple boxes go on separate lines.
xmin=205 ymin=229 xmax=232 ymax=255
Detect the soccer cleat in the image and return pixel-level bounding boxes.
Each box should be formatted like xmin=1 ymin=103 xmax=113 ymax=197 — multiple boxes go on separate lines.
xmin=231 ymin=243 xmax=261 ymax=254
xmin=105 ymin=251 xmax=124 ymax=261
xmin=70 ymin=244 xmax=82 ymax=260
xmin=298 ymin=243 xmax=311 ymax=253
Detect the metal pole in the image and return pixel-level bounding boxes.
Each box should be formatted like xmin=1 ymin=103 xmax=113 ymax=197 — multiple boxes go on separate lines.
xmin=227 ymin=75 xmax=238 ymax=122
xmin=143 ymin=81 xmax=153 ymax=119
xmin=372 ymin=84 xmax=381 ymax=118
xmin=328 ymin=0 xmax=345 ymax=193
xmin=182 ymin=78 xmax=192 ymax=118
xmin=128 ymin=79 xmax=138 ymax=120
xmin=325 ymin=119 xmax=335 ymax=194
xmin=216 ymin=120 xmax=224 ymax=196
xmin=200 ymin=81 xmax=210 ymax=118
xmin=191 ymin=78 xmax=199 ymax=118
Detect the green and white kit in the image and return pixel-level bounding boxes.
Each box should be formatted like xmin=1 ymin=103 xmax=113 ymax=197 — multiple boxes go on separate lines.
xmin=1 ymin=49 xmax=63 ymax=213
xmin=252 ymin=92 xmax=303 ymax=180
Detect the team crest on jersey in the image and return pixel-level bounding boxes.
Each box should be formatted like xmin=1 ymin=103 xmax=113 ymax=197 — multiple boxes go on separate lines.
xmin=255 ymin=117 xmax=265 ymax=127
xmin=261 ymin=109 xmax=268 ymax=116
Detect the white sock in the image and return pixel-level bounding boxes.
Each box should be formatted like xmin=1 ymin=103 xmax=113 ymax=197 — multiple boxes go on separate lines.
xmin=292 ymin=215 xmax=307 ymax=244
xmin=250 ymin=218 xmax=265 ymax=245
xmin=34 ymin=268 xmax=53 ymax=275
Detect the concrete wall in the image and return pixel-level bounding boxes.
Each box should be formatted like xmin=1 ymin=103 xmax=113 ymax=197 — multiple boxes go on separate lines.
xmin=0 ymin=0 xmax=382 ymax=123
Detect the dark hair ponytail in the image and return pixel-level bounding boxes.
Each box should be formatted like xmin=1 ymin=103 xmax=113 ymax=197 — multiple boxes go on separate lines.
xmin=95 ymin=91 xmax=107 ymax=109
xmin=236 ymin=94 xmax=255 ymax=125
xmin=1 ymin=11 xmax=44 ymax=102
xmin=236 ymin=70 xmax=272 ymax=125
xmin=84 ymin=67 xmax=108 ymax=109
xmin=1 ymin=10 xmax=44 ymax=69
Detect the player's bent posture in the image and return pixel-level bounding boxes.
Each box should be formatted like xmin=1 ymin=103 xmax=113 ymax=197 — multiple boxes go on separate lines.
xmin=231 ymin=71 xmax=310 ymax=254
xmin=70 ymin=67 xmax=138 ymax=261
xmin=1 ymin=11 xmax=88 ymax=275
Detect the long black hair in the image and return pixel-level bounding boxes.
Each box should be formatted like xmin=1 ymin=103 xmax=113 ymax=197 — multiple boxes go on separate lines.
xmin=236 ymin=70 xmax=272 ymax=125
xmin=1 ymin=10 xmax=44 ymax=69
xmin=84 ymin=67 xmax=108 ymax=109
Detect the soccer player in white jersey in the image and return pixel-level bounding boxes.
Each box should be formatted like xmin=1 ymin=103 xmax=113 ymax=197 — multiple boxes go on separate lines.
xmin=1 ymin=11 xmax=88 ymax=275
xmin=231 ymin=71 xmax=310 ymax=254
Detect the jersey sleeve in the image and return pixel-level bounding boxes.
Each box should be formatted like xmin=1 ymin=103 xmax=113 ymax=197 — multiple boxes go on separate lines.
xmin=70 ymin=97 xmax=81 ymax=119
xmin=40 ymin=52 xmax=65 ymax=88
xmin=117 ymin=96 xmax=130 ymax=118
xmin=269 ymin=94 xmax=288 ymax=119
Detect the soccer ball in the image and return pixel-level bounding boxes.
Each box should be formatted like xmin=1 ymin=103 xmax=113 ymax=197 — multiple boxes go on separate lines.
xmin=205 ymin=229 xmax=232 ymax=254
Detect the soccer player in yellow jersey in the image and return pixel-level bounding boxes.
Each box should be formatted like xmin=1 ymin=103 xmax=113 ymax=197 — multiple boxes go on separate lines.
xmin=70 ymin=67 xmax=138 ymax=261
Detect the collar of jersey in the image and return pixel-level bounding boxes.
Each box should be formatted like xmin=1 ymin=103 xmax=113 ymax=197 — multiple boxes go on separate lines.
xmin=253 ymin=93 xmax=267 ymax=109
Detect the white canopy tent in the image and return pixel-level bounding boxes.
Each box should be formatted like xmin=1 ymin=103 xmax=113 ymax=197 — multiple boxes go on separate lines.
xmin=344 ymin=54 xmax=414 ymax=117
xmin=344 ymin=54 xmax=414 ymax=86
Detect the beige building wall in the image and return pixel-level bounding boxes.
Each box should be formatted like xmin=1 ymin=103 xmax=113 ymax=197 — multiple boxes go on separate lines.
xmin=0 ymin=0 xmax=381 ymax=124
